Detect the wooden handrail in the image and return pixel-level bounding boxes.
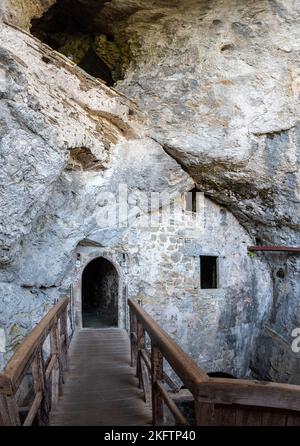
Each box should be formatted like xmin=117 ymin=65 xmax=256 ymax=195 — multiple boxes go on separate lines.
xmin=196 ymin=377 xmax=300 ymax=412
xmin=156 ymin=380 xmax=189 ymax=426
xmin=0 ymin=297 xmax=69 ymax=395
xmin=129 ymin=298 xmax=300 ymax=426
xmin=248 ymin=246 xmax=300 ymax=253
xmin=128 ymin=298 xmax=209 ymax=426
xmin=128 ymin=299 xmax=208 ymax=395
xmin=0 ymin=297 xmax=70 ymax=426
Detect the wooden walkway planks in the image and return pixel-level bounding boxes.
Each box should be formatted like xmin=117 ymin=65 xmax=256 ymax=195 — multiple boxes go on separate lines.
xmin=50 ymin=328 xmax=152 ymax=426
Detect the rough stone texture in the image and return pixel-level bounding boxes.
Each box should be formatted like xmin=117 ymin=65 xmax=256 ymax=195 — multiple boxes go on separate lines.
xmin=72 ymin=195 xmax=271 ymax=378
xmin=5 ymin=0 xmax=300 ymax=240
xmin=0 ymin=282 xmax=57 ymax=358
xmin=0 ymin=22 xmax=142 ymax=266
xmin=0 ymin=1 xmax=299 ymax=384
xmin=69 ymin=0 xmax=300 ymax=384
xmin=250 ymin=254 xmax=300 ymax=383
xmin=123 ymin=197 xmax=272 ymax=377
xmin=0 ymin=328 xmax=5 ymax=352
xmin=0 ymin=21 xmax=193 ymax=368
xmin=107 ymin=0 xmax=300 ymax=242
xmin=0 ymin=0 xmax=56 ymax=30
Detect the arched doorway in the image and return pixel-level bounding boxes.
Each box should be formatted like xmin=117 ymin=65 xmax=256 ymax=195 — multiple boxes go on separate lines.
xmin=82 ymin=257 xmax=119 ymax=328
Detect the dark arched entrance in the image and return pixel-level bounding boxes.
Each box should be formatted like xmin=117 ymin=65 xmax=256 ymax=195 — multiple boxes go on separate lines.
xmin=82 ymin=257 xmax=119 ymax=328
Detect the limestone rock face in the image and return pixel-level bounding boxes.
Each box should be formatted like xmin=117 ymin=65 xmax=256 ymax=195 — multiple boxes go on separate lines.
xmin=0 ymin=282 xmax=57 ymax=357
xmin=0 ymin=0 xmax=56 ymax=30
xmin=0 ymin=22 xmax=142 ymax=265
xmin=8 ymin=0 xmax=299 ymax=242
xmin=106 ymin=0 xmax=300 ymax=244
xmin=0 ymin=21 xmax=194 ymax=369
xmin=0 ymin=1 xmax=300 ymax=384
xmin=100 ymin=0 xmax=300 ymax=382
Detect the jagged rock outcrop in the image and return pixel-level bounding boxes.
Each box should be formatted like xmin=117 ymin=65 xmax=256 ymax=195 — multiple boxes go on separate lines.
xmin=9 ymin=0 xmax=299 ymax=243
xmin=0 ymin=22 xmax=143 ymax=265
xmin=108 ymin=0 xmax=300 ymax=245
xmin=0 ymin=20 xmax=195 ymax=369
xmin=0 ymin=0 xmax=300 ymax=384
xmin=0 ymin=0 xmax=56 ymax=30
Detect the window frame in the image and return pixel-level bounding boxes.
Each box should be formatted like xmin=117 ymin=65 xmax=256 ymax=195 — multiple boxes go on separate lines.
xmin=199 ymin=255 xmax=221 ymax=290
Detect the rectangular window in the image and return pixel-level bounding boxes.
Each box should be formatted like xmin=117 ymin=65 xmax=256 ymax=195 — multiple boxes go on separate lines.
xmin=200 ymin=256 xmax=218 ymax=289
xmin=186 ymin=188 xmax=198 ymax=213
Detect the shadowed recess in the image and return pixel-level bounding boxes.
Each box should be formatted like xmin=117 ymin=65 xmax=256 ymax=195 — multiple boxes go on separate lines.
xmin=30 ymin=0 xmax=128 ymax=86
xmin=82 ymin=257 xmax=118 ymax=328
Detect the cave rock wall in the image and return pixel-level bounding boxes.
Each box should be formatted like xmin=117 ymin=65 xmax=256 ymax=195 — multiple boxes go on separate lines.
xmin=0 ymin=1 xmax=299 ymax=383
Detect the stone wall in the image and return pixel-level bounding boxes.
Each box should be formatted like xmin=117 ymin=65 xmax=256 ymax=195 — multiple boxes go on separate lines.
xmin=70 ymin=195 xmax=271 ymax=378
xmin=0 ymin=1 xmax=299 ymax=383
xmin=124 ymin=196 xmax=272 ymax=377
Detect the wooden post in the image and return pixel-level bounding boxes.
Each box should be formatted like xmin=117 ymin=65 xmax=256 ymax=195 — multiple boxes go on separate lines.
xmin=139 ymin=349 xmax=151 ymax=403
xmin=0 ymin=394 xmax=19 ymax=426
xmin=151 ymin=342 xmax=164 ymax=425
xmin=136 ymin=320 xmax=145 ymax=383
xmin=0 ymin=395 xmax=10 ymax=426
xmin=130 ymin=310 xmax=137 ymax=368
xmin=50 ymin=324 xmax=60 ymax=409
xmin=6 ymin=396 xmax=21 ymax=426
xmin=195 ymin=401 xmax=215 ymax=426
xmin=60 ymin=307 xmax=68 ymax=374
xmin=141 ymin=360 xmax=150 ymax=402
xmin=0 ymin=298 xmax=69 ymax=426
xmin=138 ymin=354 xmax=150 ymax=403
xmin=129 ymin=309 xmax=134 ymax=367
xmin=31 ymin=349 xmax=49 ymax=425
xmin=0 ymin=395 xmax=6 ymax=426
xmin=137 ymin=321 xmax=145 ymax=350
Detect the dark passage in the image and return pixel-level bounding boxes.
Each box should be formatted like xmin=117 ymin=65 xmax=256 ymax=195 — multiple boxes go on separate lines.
xmin=30 ymin=0 xmax=116 ymax=85
xmin=200 ymin=256 xmax=218 ymax=289
xmin=82 ymin=257 xmax=118 ymax=328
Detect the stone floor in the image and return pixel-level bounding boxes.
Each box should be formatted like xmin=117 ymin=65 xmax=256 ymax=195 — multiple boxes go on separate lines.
xmin=82 ymin=311 xmax=117 ymax=329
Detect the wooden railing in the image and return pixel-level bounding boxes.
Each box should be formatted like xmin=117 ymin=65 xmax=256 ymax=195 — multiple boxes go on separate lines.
xmin=0 ymin=297 xmax=69 ymax=426
xmin=129 ymin=299 xmax=300 ymax=426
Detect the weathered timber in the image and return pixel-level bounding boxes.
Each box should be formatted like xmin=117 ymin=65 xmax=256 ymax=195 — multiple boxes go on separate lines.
xmin=0 ymin=297 xmax=70 ymax=426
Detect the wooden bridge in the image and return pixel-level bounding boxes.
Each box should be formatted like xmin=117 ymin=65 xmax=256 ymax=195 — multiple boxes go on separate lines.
xmin=1 ymin=297 xmax=300 ymax=426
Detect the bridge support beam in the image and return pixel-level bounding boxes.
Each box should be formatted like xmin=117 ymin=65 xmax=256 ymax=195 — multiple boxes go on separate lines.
xmin=151 ymin=343 xmax=164 ymax=425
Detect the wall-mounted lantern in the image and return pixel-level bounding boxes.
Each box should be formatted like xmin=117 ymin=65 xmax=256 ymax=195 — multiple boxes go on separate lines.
xmin=76 ymin=253 xmax=81 ymax=268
